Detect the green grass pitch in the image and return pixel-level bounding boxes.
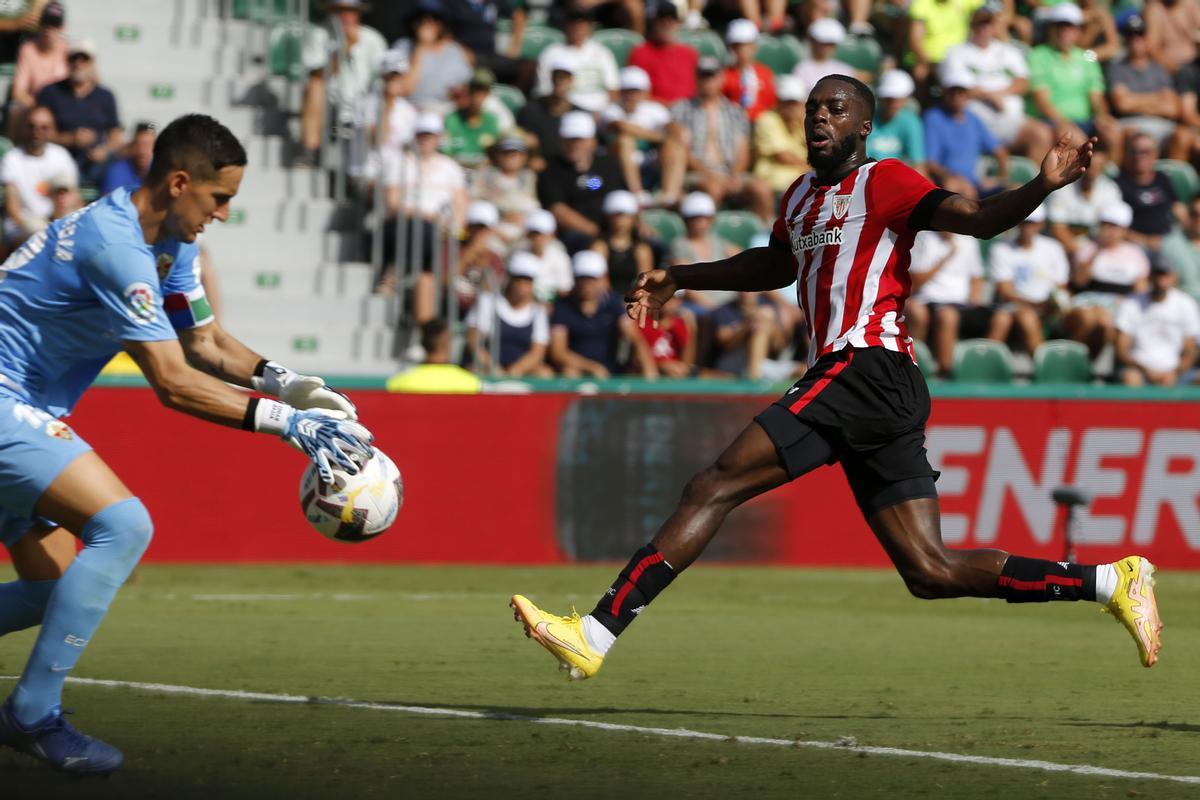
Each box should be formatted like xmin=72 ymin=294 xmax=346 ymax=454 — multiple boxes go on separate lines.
xmin=1 ymin=564 xmax=1198 ymax=799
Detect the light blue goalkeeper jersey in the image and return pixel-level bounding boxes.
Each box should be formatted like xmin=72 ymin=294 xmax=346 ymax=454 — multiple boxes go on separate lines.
xmin=0 ymin=187 xmax=211 ymax=417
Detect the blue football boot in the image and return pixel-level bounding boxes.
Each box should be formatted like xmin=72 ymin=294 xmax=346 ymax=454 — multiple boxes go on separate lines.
xmin=0 ymin=699 xmax=123 ymax=774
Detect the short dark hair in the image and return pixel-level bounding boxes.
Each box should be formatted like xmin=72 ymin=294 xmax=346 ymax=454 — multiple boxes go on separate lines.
xmin=814 ymin=74 xmax=876 ymax=121
xmin=146 ymin=114 xmax=247 ymax=185
xmin=420 ymin=318 xmax=450 ymax=353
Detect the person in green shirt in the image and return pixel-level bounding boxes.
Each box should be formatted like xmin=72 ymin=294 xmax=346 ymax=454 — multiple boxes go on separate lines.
xmin=867 ymin=69 xmax=928 ymax=173
xmin=443 ymin=68 xmax=504 ymax=167
xmin=1027 ymin=2 xmax=1120 ymax=159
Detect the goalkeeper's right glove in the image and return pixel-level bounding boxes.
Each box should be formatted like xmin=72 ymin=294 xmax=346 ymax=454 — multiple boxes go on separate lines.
xmin=247 ymin=399 xmax=373 ymax=484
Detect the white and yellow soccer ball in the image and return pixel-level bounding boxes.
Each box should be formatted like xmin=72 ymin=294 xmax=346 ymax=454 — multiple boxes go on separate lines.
xmin=299 ymin=448 xmax=402 ymax=542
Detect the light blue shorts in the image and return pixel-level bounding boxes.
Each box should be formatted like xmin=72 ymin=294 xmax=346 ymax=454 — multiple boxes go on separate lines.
xmin=0 ymin=388 xmax=92 ymax=548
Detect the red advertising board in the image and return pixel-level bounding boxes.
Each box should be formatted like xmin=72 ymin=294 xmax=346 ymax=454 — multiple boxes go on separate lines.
xmin=3 ymin=389 xmax=1199 ymax=568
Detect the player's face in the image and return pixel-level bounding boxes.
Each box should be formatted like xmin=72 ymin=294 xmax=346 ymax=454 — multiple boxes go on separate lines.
xmin=805 ymin=82 xmax=869 ymax=172
xmin=168 ymin=165 xmax=243 ymax=243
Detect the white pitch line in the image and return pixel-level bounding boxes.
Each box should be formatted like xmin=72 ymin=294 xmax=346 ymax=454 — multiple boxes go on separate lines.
xmin=2 ymin=676 xmax=1197 ymax=787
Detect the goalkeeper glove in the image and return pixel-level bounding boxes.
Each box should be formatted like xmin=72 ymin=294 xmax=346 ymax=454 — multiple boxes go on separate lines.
xmin=249 ymin=399 xmax=373 ymax=484
xmin=252 ymin=360 xmax=357 ymax=420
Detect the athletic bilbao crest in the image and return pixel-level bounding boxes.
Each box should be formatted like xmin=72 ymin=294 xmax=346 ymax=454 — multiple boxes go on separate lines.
xmin=832 ymin=194 xmax=852 ymax=220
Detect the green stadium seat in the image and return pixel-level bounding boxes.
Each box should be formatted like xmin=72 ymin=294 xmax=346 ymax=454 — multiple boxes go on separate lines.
xmin=491 ymin=83 xmax=526 ymax=115
xmin=953 ymin=338 xmax=1014 ymax=383
xmin=520 ymin=25 xmax=565 ymax=60
xmin=677 ymin=29 xmax=728 ymax=63
xmin=1007 ymin=155 xmax=1039 ymax=187
xmin=756 ymin=35 xmax=801 ymax=75
xmin=641 ymin=208 xmax=686 ymax=245
xmin=234 ymin=0 xmax=292 ymax=23
xmin=593 ymin=28 xmax=643 ymax=67
xmin=1155 ymin=158 xmax=1199 ymax=202
xmin=834 ymin=36 xmax=882 ymax=75
xmin=714 ymin=210 xmax=765 ymax=250
xmin=912 ymin=338 xmax=938 ymax=380
xmin=268 ymin=23 xmax=308 ymax=79
xmin=1033 ymin=339 xmax=1092 ymax=384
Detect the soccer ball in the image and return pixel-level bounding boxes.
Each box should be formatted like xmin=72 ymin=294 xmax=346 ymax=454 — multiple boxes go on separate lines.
xmin=299 ymin=449 xmax=403 ymax=542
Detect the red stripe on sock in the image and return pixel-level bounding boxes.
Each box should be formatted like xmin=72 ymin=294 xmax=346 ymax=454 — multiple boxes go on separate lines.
xmin=998 ymin=575 xmax=1084 ymax=592
xmin=611 ymin=552 xmax=664 ymax=616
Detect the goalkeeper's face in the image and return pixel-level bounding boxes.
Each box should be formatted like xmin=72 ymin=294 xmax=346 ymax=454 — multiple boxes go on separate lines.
xmin=166 ymin=165 xmax=244 ymax=243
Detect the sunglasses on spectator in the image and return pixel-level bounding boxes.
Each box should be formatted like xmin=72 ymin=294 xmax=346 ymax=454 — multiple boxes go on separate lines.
xmin=68 ymin=53 xmax=92 ymax=62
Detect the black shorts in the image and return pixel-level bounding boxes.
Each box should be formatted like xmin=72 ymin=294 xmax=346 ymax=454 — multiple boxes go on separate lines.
xmin=754 ymin=346 xmax=940 ymax=517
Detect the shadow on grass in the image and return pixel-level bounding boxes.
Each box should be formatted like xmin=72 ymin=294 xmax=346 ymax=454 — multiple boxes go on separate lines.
xmin=1061 ymin=720 xmax=1200 ymax=734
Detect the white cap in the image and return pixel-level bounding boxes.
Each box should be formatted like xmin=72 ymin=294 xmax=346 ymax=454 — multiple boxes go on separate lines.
xmin=603 ymin=190 xmax=639 ymax=216
xmin=877 ymin=69 xmax=915 ymax=99
xmin=559 ymin=110 xmax=596 ymax=139
xmin=777 ymin=74 xmax=808 ymax=103
xmin=618 ymin=65 xmax=651 ymax=92
xmin=572 ymin=250 xmax=608 ymax=278
xmin=680 ymin=191 xmax=717 ymax=218
xmin=68 ymin=36 xmax=98 ymax=58
xmin=1025 ymin=205 xmax=1046 ymax=224
xmin=381 ymin=49 xmax=409 ymax=75
xmin=940 ymin=66 xmax=976 ymax=90
xmin=1099 ymin=202 xmax=1134 ymax=228
xmin=525 ymin=208 xmax=556 ymax=234
xmin=547 ymin=50 xmax=580 ymax=75
xmin=466 ymin=200 xmax=499 ymax=227
xmin=414 ymin=112 xmax=444 ymax=135
xmin=807 ymin=18 xmax=845 ymax=45
xmin=726 ymin=18 xmax=759 ymax=45
xmin=508 ymin=251 xmax=543 ymax=280
xmin=1045 ymin=2 xmax=1084 ymax=25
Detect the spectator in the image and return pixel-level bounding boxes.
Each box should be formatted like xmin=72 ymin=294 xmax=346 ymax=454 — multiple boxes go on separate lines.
xmin=467 ymin=252 xmax=554 ymax=377
xmin=754 ymin=74 xmax=810 ymax=193
xmin=386 ymin=318 xmax=483 ymax=393
xmin=711 ymin=292 xmax=795 ymax=380
xmin=793 ymin=19 xmax=855 ymax=90
xmin=987 ymin=205 xmax=1071 ymax=354
xmin=442 ymin=68 xmax=503 ymax=167
xmin=1116 ymin=131 xmax=1186 ymax=251
xmin=456 ymin=200 xmax=507 ymax=311
xmin=1144 ymin=0 xmax=1200 ymax=76
xmin=296 ymin=0 xmax=387 ymax=167
xmin=602 ymin=65 xmax=674 ymax=203
xmin=671 ymin=191 xmax=739 ymax=313
xmin=36 ymin=37 xmax=120 ymax=187
xmin=550 ymin=250 xmax=654 ymax=378
xmin=924 ymin=67 xmax=1007 ymax=200
xmin=1177 ymin=196 xmax=1200 ymax=298
xmin=365 ymin=50 xmax=415 ymax=154
xmin=941 ymin=6 xmax=1052 ymax=160
xmin=0 ymin=1 xmax=44 ymax=65
xmin=472 ymin=133 xmax=539 ymax=245
xmin=628 ymin=1 xmax=698 ymax=105
xmin=534 ymin=7 xmax=618 ymax=114
xmin=867 ymin=69 xmax=926 ymax=170
xmin=48 ymin=169 xmax=81 ymax=219
xmin=10 ymin=2 xmax=66 ymax=119
xmin=1046 ymin=148 xmax=1123 ymax=256
xmin=1077 ymin=0 xmax=1120 ymax=63
xmin=906 ymin=230 xmax=985 ymax=377
xmin=520 ymin=209 xmax=574 ymax=302
xmin=592 ymin=190 xmax=654 ymax=292
xmin=517 ymin=50 xmax=582 ymax=165
xmin=634 ymin=294 xmax=694 ymax=378
xmin=1027 ymin=4 xmax=1120 ymax=160
xmin=1107 ymin=15 xmax=1190 ymax=156
xmin=721 ymin=18 xmax=776 ymax=122
xmin=1 ymin=104 xmax=76 ymax=248
xmin=1064 ymin=202 xmax=1150 ymax=357
xmin=1115 ymin=256 xmax=1200 ymax=385
xmin=662 ymin=56 xmax=773 ymax=222
xmin=1174 ymin=58 xmax=1200 ymax=164
xmin=395 ymin=0 xmax=473 ymax=112
xmin=99 ymin=121 xmax=154 ymax=195
xmin=438 ymin=0 xmax=530 ymax=90
xmin=906 ymin=0 xmax=978 ymax=86
xmin=536 ymin=111 xmax=625 ymax=253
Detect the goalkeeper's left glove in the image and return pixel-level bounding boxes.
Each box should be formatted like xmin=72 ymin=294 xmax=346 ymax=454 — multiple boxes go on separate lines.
xmin=252 ymin=360 xmax=357 ymax=420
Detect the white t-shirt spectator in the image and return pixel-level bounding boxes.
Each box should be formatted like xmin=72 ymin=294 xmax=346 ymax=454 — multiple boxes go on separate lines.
xmin=990 ymin=234 xmax=1070 ymax=303
xmin=910 ymin=231 xmax=984 ymax=304
xmin=1116 ymin=288 xmax=1200 ymax=373
xmin=517 ymin=241 xmax=573 ymax=301
xmin=467 ymin=292 xmax=551 ymax=344
xmin=1045 ymin=176 xmax=1124 ymax=232
xmin=941 ymin=40 xmax=1027 ymax=93
xmin=1 ymin=143 xmax=77 ymax=222
xmin=382 ymin=150 xmax=465 ymax=219
xmin=601 ymin=99 xmax=671 ymax=133
xmin=302 ymin=24 xmax=388 ymax=118
xmin=1074 ymin=240 xmax=1150 ymax=287
xmin=536 ymin=41 xmax=619 ymax=113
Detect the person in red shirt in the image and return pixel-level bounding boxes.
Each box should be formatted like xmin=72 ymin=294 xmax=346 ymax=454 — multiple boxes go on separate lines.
xmin=627 ymin=1 xmax=698 ymax=105
xmin=636 ymin=295 xmax=693 ymax=377
xmin=720 ymin=18 xmax=776 ymax=122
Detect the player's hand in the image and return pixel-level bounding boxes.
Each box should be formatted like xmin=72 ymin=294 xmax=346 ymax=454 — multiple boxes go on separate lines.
xmin=283 ymin=408 xmax=373 ymax=484
xmin=280 ymin=374 xmax=359 ymax=420
xmin=1039 ymin=132 xmax=1097 ymax=191
xmin=625 ymin=269 xmax=678 ymax=328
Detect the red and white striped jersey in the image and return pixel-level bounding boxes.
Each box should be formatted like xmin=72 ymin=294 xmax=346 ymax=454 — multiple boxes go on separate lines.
xmin=771 ymin=159 xmax=941 ymax=366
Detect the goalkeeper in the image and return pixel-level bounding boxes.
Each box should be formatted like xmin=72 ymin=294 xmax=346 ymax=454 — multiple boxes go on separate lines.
xmin=0 ymin=114 xmax=372 ymax=774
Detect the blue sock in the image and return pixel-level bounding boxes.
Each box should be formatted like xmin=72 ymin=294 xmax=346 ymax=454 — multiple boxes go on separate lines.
xmin=0 ymin=579 xmax=57 ymax=635
xmin=8 ymin=498 xmax=152 ymax=726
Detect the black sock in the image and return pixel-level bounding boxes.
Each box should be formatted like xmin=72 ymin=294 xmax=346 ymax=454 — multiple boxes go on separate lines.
xmin=590 ymin=544 xmax=676 ymax=637
xmin=997 ymin=556 xmax=1097 ymax=603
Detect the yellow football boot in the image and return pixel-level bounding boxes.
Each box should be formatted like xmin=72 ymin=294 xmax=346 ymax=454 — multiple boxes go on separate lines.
xmin=1103 ymin=556 xmax=1163 ymax=667
xmin=510 ymin=595 xmax=603 ymax=681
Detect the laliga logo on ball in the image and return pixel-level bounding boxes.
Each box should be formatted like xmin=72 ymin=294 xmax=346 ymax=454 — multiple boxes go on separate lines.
xmin=299 ymin=448 xmax=403 ymax=542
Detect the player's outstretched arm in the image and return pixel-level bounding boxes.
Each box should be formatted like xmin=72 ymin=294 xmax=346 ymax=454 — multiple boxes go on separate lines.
xmin=929 ymin=133 xmax=1097 ymax=240
xmin=178 ymin=322 xmax=358 ymax=419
